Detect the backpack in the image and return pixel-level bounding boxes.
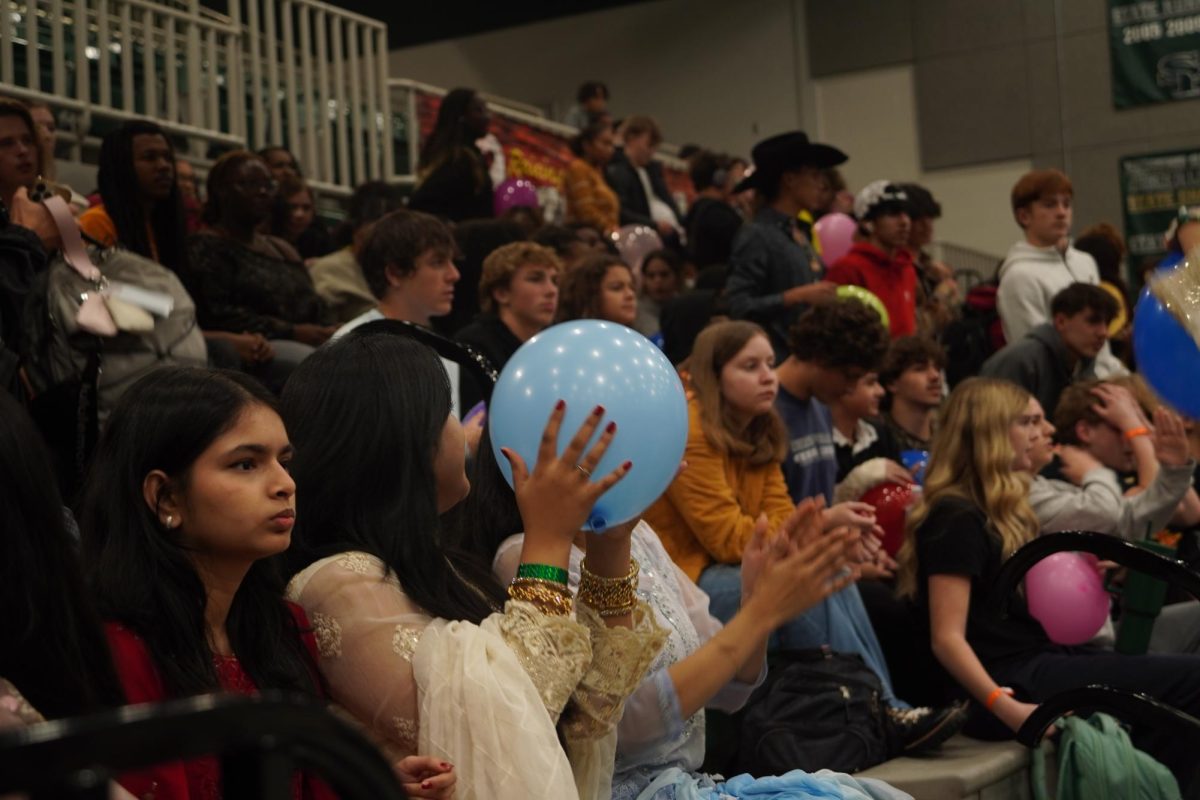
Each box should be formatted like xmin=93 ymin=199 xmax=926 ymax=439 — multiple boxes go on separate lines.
xmin=942 ymin=279 xmax=1005 ymax=388
xmin=21 ymin=203 xmax=207 ymax=488
xmin=737 ymin=648 xmax=891 ymax=776
xmin=1031 ymin=713 xmax=1179 ymax=800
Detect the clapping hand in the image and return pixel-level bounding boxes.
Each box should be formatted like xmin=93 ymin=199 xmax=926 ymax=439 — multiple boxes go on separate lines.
xmin=744 ymin=498 xmax=860 ymax=625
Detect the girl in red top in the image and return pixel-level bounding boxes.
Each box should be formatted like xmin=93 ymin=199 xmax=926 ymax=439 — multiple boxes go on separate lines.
xmin=76 ymin=367 xmax=453 ymax=799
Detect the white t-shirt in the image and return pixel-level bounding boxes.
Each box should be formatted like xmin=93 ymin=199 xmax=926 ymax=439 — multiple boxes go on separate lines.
xmin=331 ymin=309 xmax=462 ymax=418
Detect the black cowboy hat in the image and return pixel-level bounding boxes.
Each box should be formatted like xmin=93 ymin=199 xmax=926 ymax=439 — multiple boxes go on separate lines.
xmin=733 ymin=131 xmax=848 ymax=193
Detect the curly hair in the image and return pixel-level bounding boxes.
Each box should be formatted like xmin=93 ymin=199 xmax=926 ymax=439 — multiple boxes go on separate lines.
xmin=879 ymin=336 xmax=947 ymax=389
xmin=787 ymin=302 xmax=890 ymax=372
xmin=555 ymin=253 xmax=629 ymax=322
xmin=896 ymin=378 xmax=1039 ymax=597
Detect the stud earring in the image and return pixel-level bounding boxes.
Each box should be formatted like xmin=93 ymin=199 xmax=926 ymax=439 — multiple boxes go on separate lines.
xmin=165 ymin=515 xmax=174 ymax=528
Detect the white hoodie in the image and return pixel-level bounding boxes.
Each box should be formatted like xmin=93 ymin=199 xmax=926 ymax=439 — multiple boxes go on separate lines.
xmin=997 ymin=239 xmax=1127 ymax=377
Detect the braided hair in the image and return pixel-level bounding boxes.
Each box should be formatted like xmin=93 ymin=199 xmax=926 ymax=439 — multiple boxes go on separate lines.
xmin=96 ymin=120 xmax=188 ymax=275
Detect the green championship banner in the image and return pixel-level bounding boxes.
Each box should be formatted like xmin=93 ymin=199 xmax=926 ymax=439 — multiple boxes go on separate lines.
xmin=1119 ymin=148 xmax=1200 ymax=265
xmin=1110 ymin=0 xmax=1200 ymax=108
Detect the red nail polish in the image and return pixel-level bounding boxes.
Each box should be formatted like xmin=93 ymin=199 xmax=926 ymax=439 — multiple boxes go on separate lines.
xmin=441 ymin=762 xmax=451 ymax=770
xmin=623 ymin=460 xmax=633 ymax=470
xmin=555 ymin=399 xmax=565 ymax=410
xmin=593 ymin=404 xmax=605 ymax=415
xmin=605 ymin=421 xmax=617 ymax=434
xmin=422 ymin=781 xmax=432 ymax=789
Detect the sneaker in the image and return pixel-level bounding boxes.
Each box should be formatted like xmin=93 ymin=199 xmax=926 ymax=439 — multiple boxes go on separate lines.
xmin=885 ymin=701 xmax=968 ymax=756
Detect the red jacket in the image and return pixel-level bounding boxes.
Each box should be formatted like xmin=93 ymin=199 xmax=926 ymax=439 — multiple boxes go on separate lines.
xmin=827 ymin=242 xmax=918 ymax=337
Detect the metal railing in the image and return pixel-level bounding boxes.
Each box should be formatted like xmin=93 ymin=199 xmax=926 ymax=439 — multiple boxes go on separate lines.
xmin=0 ymin=0 xmax=245 ymax=150
xmin=236 ymin=0 xmax=392 ymax=196
xmin=0 ymin=693 xmax=407 ymax=799
xmin=0 ymin=0 xmax=684 ymax=199
xmin=0 ymin=0 xmax=393 ymax=196
xmin=933 ymin=241 xmax=1003 ymax=282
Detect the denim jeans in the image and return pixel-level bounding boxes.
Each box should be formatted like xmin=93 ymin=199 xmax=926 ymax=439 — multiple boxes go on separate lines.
xmin=697 ymin=562 xmax=907 ymax=708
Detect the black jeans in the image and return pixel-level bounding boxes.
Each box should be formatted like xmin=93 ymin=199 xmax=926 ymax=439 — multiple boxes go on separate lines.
xmin=990 ymin=647 xmax=1200 ymax=794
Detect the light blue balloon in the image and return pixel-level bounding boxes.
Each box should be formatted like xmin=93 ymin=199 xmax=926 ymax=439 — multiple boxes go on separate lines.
xmin=488 ymin=320 xmax=688 ymax=532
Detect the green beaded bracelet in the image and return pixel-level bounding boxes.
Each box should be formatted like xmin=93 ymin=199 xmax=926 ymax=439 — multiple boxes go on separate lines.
xmin=516 ymin=562 xmax=569 ymax=585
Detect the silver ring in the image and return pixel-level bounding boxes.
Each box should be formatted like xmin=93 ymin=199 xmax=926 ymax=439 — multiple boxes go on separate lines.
xmin=576 ymin=464 xmax=592 ymax=478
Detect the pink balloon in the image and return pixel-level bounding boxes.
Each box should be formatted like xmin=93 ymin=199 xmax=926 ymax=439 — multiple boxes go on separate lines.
xmin=814 ymin=212 xmax=857 ymax=265
xmin=611 ymin=224 xmax=664 ymax=277
xmin=494 ymin=178 xmax=539 ymax=216
xmin=1025 ymin=552 xmax=1110 ymax=645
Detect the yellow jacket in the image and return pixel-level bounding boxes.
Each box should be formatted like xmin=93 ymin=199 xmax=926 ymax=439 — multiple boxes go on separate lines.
xmin=643 ymin=399 xmax=795 ymax=582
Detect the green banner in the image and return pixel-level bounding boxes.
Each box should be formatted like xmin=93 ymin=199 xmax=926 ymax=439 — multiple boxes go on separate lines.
xmin=1110 ymin=0 xmax=1200 ymax=108
xmin=1119 ymin=148 xmax=1200 ymax=268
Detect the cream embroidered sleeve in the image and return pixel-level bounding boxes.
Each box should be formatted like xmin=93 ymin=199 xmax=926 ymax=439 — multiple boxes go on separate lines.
xmin=287 ymin=553 xmax=429 ymax=760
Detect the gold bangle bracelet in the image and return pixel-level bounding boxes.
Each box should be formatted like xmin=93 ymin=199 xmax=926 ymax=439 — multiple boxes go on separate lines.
xmin=596 ymin=601 xmax=638 ymax=618
xmin=580 ymin=557 xmax=639 ymax=585
xmin=509 ymin=578 xmax=574 ymax=616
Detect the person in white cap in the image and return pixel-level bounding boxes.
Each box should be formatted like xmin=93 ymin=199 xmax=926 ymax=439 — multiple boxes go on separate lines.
xmin=828 ymin=180 xmax=919 ymax=337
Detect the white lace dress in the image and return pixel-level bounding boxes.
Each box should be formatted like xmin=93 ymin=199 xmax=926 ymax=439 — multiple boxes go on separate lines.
xmin=495 ymin=524 xmax=912 ymax=800
xmin=286 ymin=551 xmax=665 ymax=800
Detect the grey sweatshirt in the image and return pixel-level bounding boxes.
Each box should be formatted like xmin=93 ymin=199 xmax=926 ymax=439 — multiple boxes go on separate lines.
xmin=996 ymin=239 xmax=1127 ymax=378
xmin=1030 ymin=461 xmax=1195 ymax=540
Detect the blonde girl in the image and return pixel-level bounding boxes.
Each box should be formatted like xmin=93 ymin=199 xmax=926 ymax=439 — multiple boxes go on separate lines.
xmin=899 ymin=378 xmax=1200 ymax=792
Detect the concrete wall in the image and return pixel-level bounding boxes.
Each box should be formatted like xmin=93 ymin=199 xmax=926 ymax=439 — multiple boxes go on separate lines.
xmin=388 ymin=0 xmax=1200 ymax=256
xmin=808 ymin=0 xmax=1200 ymax=254
xmin=813 ymin=65 xmax=1031 ymax=258
xmin=389 ymin=0 xmax=807 ymax=158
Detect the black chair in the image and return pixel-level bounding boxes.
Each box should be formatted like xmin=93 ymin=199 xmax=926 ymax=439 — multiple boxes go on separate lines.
xmin=991 ymin=531 xmax=1200 ymax=746
xmin=989 ymin=531 xmax=1200 ymax=620
xmin=1017 ymin=685 xmax=1200 ymax=746
xmin=0 ymin=692 xmax=406 ymax=799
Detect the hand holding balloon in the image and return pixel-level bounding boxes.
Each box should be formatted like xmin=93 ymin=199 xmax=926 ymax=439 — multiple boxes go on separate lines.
xmin=858 ymin=481 xmax=919 ymax=556
xmin=500 ymin=401 xmax=632 ymax=564
xmin=1025 ymin=552 xmax=1111 ymax=644
xmin=489 ymin=321 xmax=689 ymax=531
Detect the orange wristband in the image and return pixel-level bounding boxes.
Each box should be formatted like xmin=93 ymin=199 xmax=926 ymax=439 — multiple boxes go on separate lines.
xmin=985 ymin=686 xmax=1014 ymax=712
xmin=1124 ymin=426 xmax=1151 ymax=441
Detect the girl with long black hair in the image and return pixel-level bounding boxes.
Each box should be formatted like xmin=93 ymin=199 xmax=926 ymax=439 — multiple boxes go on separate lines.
xmin=408 ymin=88 xmax=494 ymax=222
xmin=76 ymin=367 xmax=344 ymax=799
xmin=280 ymin=323 xmax=666 ymax=800
xmin=78 ymin=119 xmax=188 ymax=275
xmin=0 ymin=391 xmax=123 ymax=724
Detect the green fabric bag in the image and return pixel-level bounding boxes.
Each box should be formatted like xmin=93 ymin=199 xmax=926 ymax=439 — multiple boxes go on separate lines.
xmin=1031 ymin=713 xmax=1180 ymax=800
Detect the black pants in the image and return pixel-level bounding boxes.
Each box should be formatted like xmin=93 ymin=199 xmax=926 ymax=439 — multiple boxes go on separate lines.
xmin=990 ymin=647 xmax=1200 ymax=795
